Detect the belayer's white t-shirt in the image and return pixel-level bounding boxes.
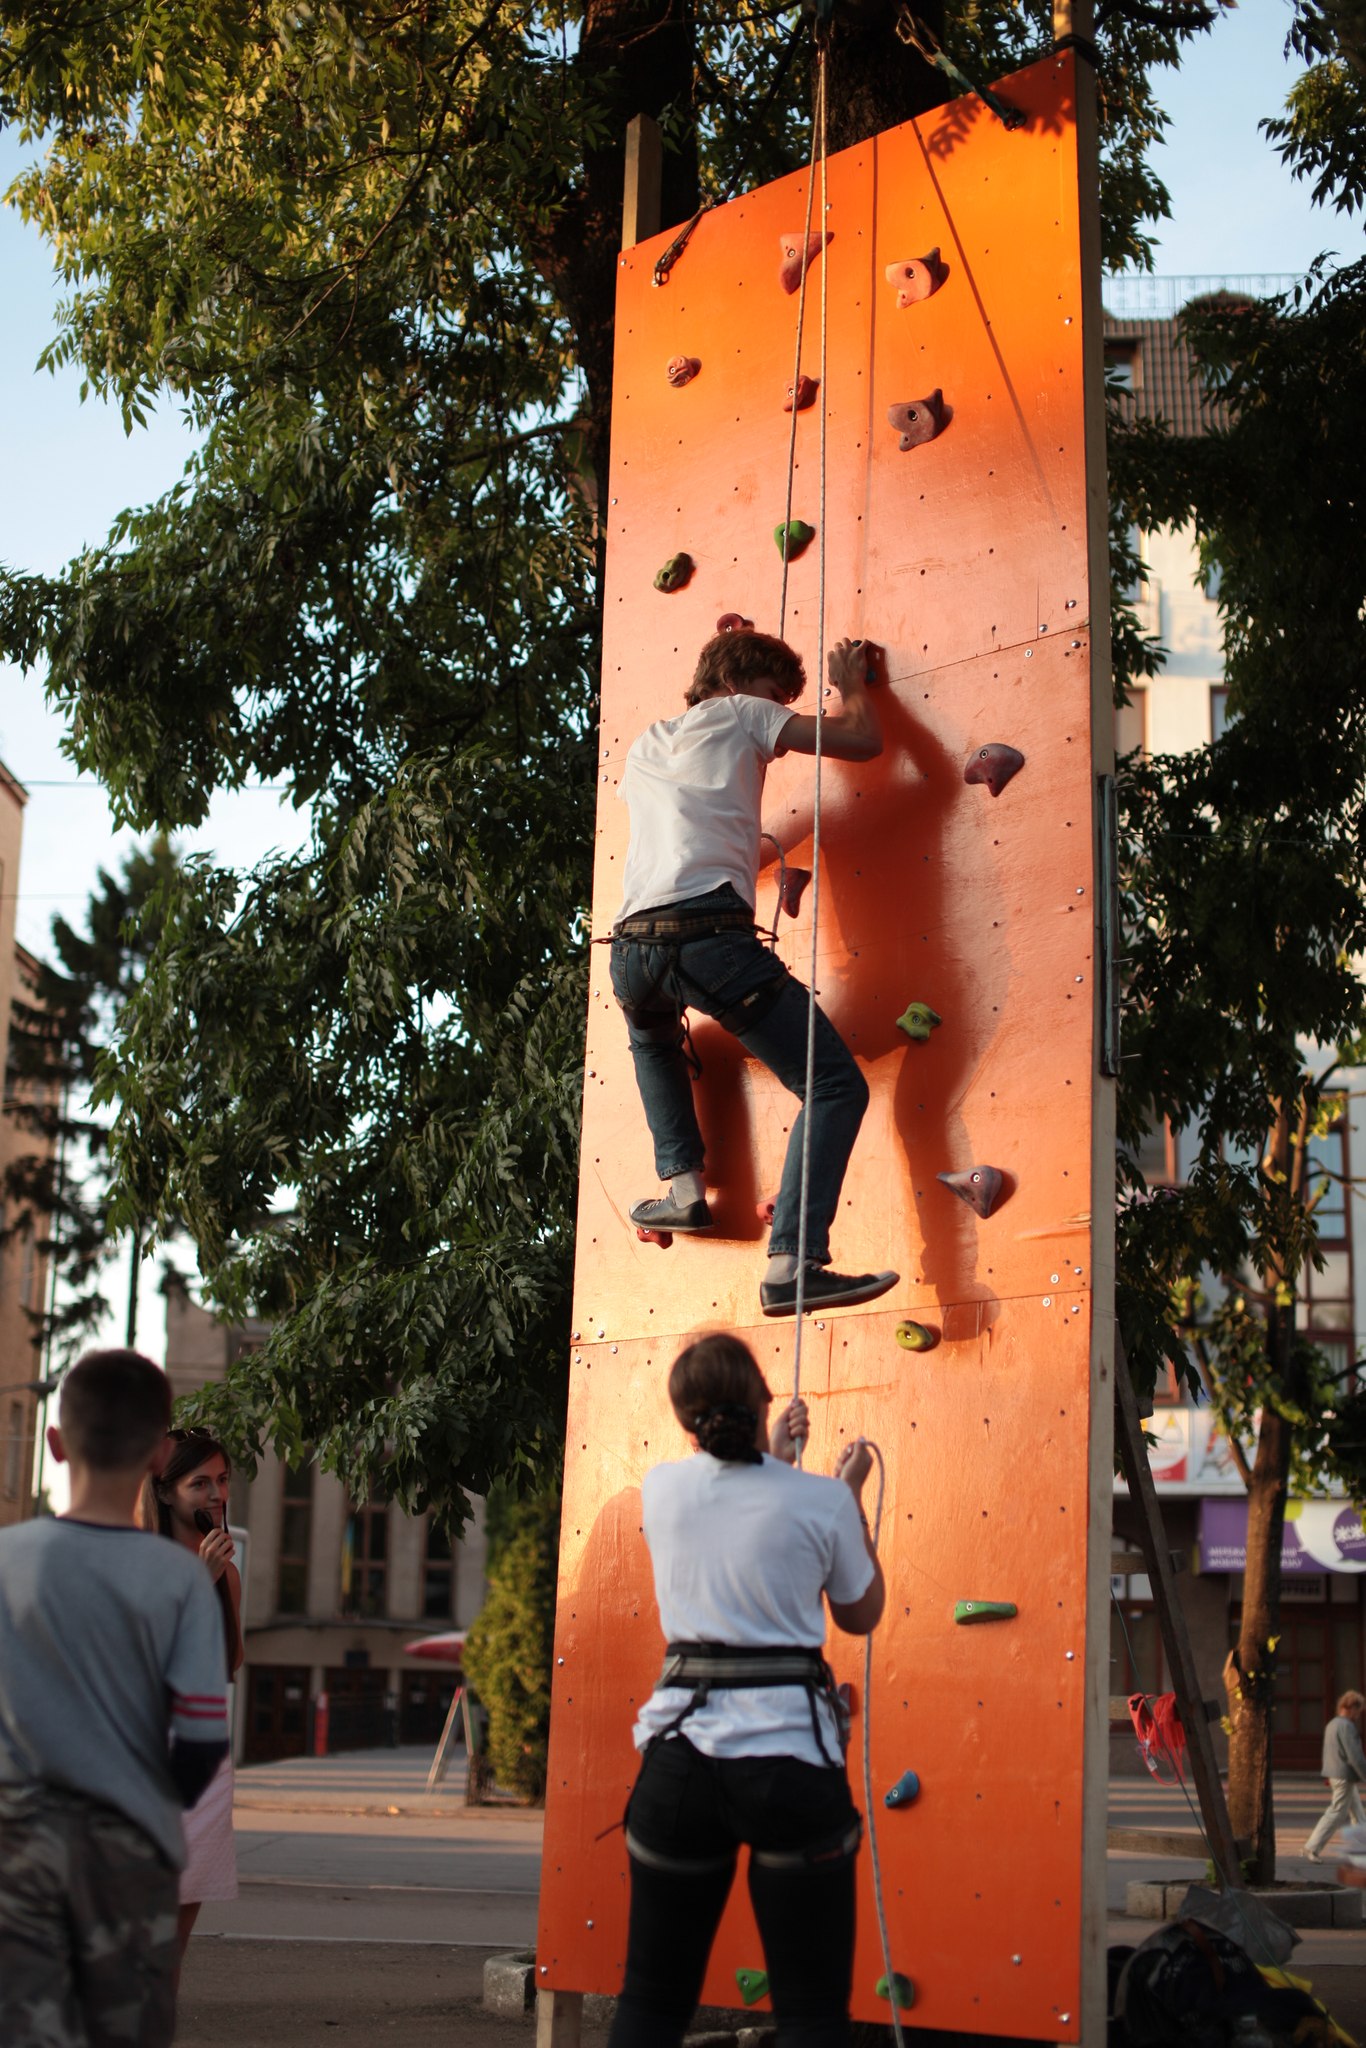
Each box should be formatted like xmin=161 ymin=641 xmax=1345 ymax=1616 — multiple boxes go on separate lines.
xmin=633 ymin=1452 xmax=875 ymax=1767
xmin=615 ymin=694 xmax=796 ymax=923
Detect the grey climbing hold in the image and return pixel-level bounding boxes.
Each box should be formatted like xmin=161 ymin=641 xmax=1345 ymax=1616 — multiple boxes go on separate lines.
xmin=937 ymin=1165 xmax=1004 ymax=1219
xmin=885 ymin=1769 xmax=920 ymax=1809
xmin=964 ymin=743 xmax=1025 ymax=796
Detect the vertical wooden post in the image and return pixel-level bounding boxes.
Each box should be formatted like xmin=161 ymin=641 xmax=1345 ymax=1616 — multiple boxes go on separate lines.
xmin=622 ymin=113 xmax=663 ymax=250
xmin=536 ymin=1989 xmax=584 ymax=2048
xmin=1115 ymin=1336 xmax=1246 ymax=1885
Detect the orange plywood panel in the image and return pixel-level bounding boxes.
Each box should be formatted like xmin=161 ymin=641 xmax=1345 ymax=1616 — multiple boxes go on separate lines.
xmin=543 ymin=49 xmax=1108 ymax=2042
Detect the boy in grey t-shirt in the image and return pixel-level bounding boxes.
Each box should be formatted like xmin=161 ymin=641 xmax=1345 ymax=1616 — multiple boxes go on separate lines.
xmin=0 ymin=1350 xmax=229 ymax=2048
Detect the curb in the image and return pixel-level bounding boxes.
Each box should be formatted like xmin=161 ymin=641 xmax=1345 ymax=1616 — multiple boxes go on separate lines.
xmin=1125 ymin=1878 xmax=1365 ymax=1928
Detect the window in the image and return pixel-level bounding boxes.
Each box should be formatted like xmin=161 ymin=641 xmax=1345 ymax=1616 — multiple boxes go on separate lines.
xmin=1105 ymin=343 xmax=1140 ymax=391
xmin=1210 ymin=686 xmax=1230 ymax=741
xmin=1306 ymin=1120 xmax=1348 ymax=1242
xmin=341 ymin=1491 xmax=388 ymax=1618
xmin=1115 ymin=686 xmax=1148 ymax=760
xmin=4 ymin=1400 xmax=23 ymax=1500
xmin=423 ymin=1521 xmax=456 ymax=1621
xmin=277 ymin=1463 xmax=314 ymax=1615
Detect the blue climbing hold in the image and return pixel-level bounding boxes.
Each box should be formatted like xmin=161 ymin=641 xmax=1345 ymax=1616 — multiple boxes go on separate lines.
xmin=885 ymin=1769 xmax=920 ymax=1809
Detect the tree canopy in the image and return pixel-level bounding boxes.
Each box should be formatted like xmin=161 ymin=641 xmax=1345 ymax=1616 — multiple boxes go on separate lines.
xmin=1 ymin=0 xmax=1234 ymax=1524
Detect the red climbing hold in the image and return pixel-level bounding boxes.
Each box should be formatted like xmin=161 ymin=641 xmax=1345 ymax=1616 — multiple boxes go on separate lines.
xmin=779 ymin=867 xmax=812 ymax=917
xmin=778 ymin=231 xmax=832 ymax=296
xmin=886 ymin=391 xmax=946 ymax=452
xmin=964 ymin=743 xmax=1025 ymax=797
xmin=717 ymin=612 xmax=754 ymax=634
xmin=784 ymin=375 xmax=819 ymax=413
xmin=884 ymin=249 xmax=946 ymax=308
xmin=937 ymin=1166 xmax=1004 ymax=1220
xmin=666 ymin=355 xmax=701 ymax=387
xmin=636 ymin=1226 xmax=674 ymax=1248
xmin=756 ymin=1199 xmax=776 ymax=1226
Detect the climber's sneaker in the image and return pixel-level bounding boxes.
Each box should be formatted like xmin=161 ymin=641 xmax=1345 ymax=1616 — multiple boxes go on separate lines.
xmin=629 ymin=1195 xmax=713 ymax=1234
xmin=760 ymin=1266 xmax=900 ymax=1318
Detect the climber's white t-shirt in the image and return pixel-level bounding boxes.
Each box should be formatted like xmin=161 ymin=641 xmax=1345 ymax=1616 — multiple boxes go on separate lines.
xmin=633 ymin=1452 xmax=875 ymax=1767
xmin=615 ymin=695 xmax=796 ymax=922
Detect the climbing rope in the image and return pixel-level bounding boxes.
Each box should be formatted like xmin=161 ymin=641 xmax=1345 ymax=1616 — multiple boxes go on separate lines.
xmin=860 ymin=1440 xmax=908 ymax=2048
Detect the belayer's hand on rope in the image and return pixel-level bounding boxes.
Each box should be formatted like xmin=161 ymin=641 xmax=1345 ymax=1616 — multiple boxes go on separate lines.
xmin=835 ymin=1437 xmax=874 ymax=1494
xmin=769 ymin=1396 xmax=810 ymax=1465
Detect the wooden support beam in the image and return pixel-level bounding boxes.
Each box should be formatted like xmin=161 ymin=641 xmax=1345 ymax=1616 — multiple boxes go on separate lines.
xmin=1111 ymin=1548 xmax=1187 ymax=1576
xmin=1114 ymin=1335 xmax=1246 ymax=1887
xmin=536 ymin=1990 xmax=583 ymax=2048
xmin=622 ymin=114 xmax=662 ymax=251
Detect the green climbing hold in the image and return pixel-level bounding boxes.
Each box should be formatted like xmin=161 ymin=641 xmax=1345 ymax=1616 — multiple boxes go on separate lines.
xmin=896 ymin=1001 xmax=942 ymax=1042
xmin=654 ymin=552 xmax=694 ymax=593
xmin=954 ymin=1599 xmax=1018 ymax=1625
xmin=895 ymin=1321 xmax=940 ymax=1353
xmin=774 ymin=519 xmax=815 ymax=561
xmin=735 ymin=1968 xmax=769 ymax=2007
xmin=876 ymin=1972 xmax=916 ymax=2010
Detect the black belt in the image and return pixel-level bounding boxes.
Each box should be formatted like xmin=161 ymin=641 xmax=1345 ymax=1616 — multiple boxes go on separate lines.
xmin=612 ymin=908 xmax=757 ymax=941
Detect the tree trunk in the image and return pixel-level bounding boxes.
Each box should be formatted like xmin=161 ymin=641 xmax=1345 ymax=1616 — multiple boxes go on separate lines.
xmin=1225 ymin=1394 xmax=1291 ymax=1882
xmin=822 ymin=0 xmax=947 ymax=150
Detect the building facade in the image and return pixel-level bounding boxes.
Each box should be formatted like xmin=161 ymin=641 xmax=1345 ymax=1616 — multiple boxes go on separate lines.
xmin=1104 ymin=282 xmax=1366 ymax=1770
xmin=0 ymin=763 xmax=53 ymax=1528
xmin=164 ymin=1275 xmax=489 ymax=1762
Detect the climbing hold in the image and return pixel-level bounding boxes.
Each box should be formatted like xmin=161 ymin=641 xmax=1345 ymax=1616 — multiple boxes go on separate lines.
xmin=954 ymin=1599 xmax=1018 ymax=1625
xmin=716 ymin=612 xmax=753 ymax=634
xmin=736 ymin=1969 xmax=769 ymax=2008
xmin=895 ymin=1322 xmax=940 ymax=1354
xmin=778 ymin=230 xmax=831 ymax=296
xmin=885 ymin=249 xmax=946 ymax=307
xmin=756 ymin=1199 xmax=776 ymax=1226
xmin=886 ymin=390 xmax=946 ymax=452
xmin=964 ymin=743 xmax=1025 ymax=797
xmin=774 ymin=520 xmax=815 ymax=561
xmin=635 ymin=1227 xmax=673 ymax=1249
xmin=784 ymin=374 xmax=819 ymax=413
xmin=654 ymin=553 xmax=694 ymax=593
xmin=666 ymin=355 xmax=701 ymax=387
xmin=779 ymin=867 xmax=812 ymax=917
xmin=896 ymin=1001 xmax=941 ymax=1042
xmin=937 ymin=1165 xmax=1004 ymax=1219
xmin=876 ymin=1973 xmax=916 ymax=2011
xmin=885 ymin=1769 xmax=921 ymax=1809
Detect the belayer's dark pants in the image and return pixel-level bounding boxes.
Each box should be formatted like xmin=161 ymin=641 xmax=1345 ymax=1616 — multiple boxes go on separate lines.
xmin=607 ymin=1736 xmax=860 ymax=2048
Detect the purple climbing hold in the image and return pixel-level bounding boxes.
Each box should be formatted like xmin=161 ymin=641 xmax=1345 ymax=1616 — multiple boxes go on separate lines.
xmin=937 ymin=1166 xmax=1004 ymax=1220
xmin=964 ymin=743 xmax=1025 ymax=797
xmin=779 ymin=867 xmax=812 ymax=917
xmin=666 ymin=355 xmax=701 ymax=387
xmin=779 ymin=231 xmax=832 ymax=296
xmin=784 ymin=375 xmax=819 ymax=413
xmin=885 ymin=249 xmax=946 ymax=308
xmin=716 ymin=612 xmax=754 ymax=634
xmin=887 ymin=390 xmax=946 ymax=453
xmin=654 ymin=553 xmax=695 ymax=593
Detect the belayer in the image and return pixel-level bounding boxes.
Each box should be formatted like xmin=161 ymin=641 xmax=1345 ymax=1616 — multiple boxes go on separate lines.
xmin=608 ymin=1331 xmax=885 ymax=2048
xmin=609 ymin=626 xmax=899 ymax=1317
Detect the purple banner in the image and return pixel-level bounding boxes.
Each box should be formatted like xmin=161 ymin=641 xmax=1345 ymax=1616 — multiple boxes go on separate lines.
xmin=1199 ymin=1497 xmax=1366 ymax=1576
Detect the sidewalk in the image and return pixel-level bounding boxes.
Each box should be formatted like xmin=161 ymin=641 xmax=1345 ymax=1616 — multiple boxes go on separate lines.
xmin=234 ymin=1744 xmax=540 ymax=1823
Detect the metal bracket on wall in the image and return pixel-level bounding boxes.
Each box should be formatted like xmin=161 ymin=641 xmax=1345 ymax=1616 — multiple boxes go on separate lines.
xmin=1097 ymin=772 xmax=1120 ymax=1077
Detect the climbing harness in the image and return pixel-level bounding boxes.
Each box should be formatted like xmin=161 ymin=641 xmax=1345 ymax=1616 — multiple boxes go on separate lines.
xmin=645 ymin=1641 xmax=850 ymax=1772
xmin=893 ymin=9 xmax=1026 ymax=130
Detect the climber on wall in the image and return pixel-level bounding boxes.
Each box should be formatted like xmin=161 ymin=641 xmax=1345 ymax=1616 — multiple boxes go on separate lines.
xmin=607 ymin=1331 xmax=885 ymax=2048
xmin=609 ymin=626 xmax=898 ymax=1317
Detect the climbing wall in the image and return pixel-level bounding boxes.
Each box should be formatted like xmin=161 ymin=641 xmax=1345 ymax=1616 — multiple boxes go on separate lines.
xmin=538 ymin=50 xmax=1114 ymax=2043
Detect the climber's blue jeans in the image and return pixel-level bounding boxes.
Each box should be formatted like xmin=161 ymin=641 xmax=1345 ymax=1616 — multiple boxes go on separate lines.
xmin=608 ymin=886 xmax=869 ymax=1265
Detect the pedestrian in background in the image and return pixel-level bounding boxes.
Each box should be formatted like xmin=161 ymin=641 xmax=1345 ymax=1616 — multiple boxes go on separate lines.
xmin=1304 ymin=1690 xmax=1366 ymax=1863
xmin=140 ymin=1426 xmax=245 ymax=1968
xmin=0 ymin=1351 xmax=228 ymax=2048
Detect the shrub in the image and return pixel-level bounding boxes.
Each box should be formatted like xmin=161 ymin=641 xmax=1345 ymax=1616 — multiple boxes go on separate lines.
xmin=463 ymin=1491 xmax=560 ymax=1804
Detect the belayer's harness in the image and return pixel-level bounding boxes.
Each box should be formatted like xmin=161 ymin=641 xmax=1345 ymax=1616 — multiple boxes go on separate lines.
xmin=649 ymin=1640 xmax=848 ymax=1771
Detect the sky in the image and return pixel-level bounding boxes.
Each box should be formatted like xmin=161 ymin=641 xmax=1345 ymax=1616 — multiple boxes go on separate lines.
xmin=0 ymin=0 xmax=1351 ymax=1398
